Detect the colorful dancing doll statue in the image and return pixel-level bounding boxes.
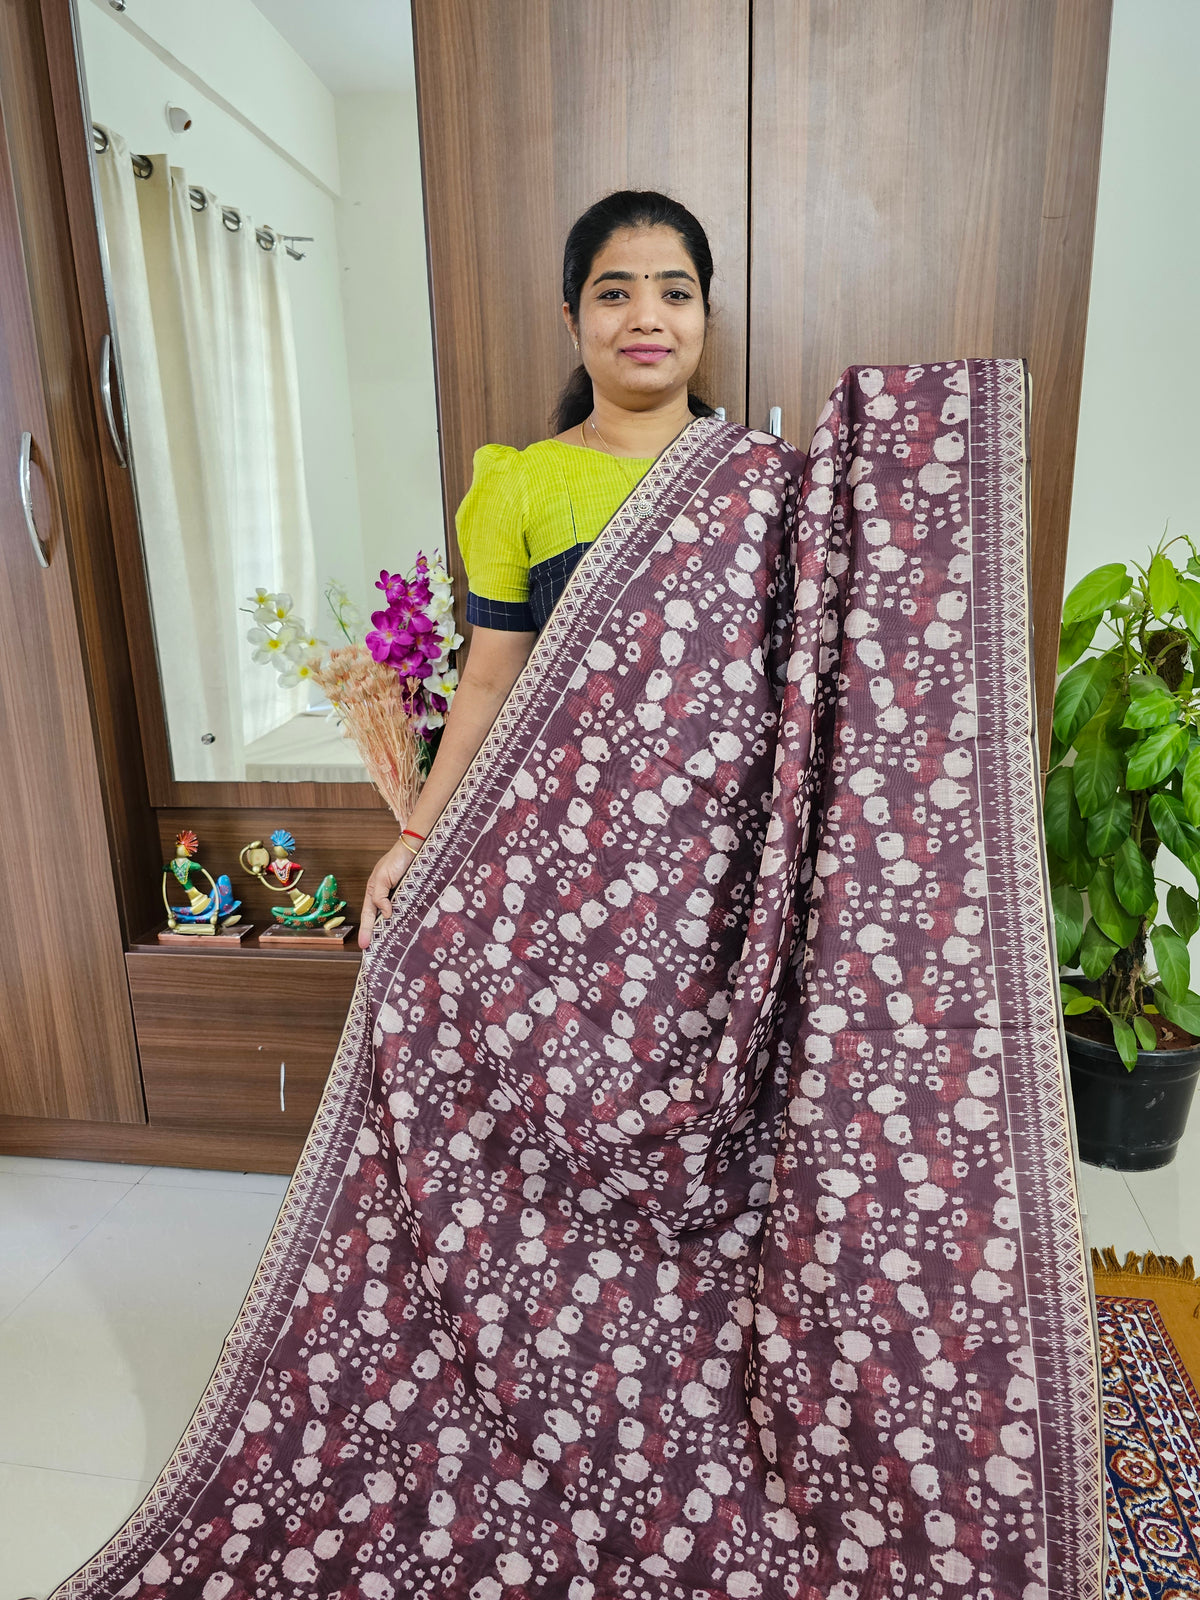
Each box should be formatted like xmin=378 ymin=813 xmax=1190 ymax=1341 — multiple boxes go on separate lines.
xmin=161 ymin=831 xmax=243 ymax=935
xmin=239 ymin=828 xmax=350 ymax=941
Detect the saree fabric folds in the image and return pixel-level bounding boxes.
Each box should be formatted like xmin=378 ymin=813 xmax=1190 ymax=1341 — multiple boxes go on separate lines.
xmin=55 ymin=361 xmax=1103 ymax=1600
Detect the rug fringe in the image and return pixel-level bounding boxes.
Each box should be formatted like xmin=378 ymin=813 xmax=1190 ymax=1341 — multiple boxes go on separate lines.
xmin=1092 ymin=1246 xmax=1199 ymax=1289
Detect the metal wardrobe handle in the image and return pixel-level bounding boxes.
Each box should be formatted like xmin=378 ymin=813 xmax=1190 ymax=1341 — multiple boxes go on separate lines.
xmin=767 ymin=405 xmax=782 ymax=436
xmin=19 ymin=431 xmax=50 ymax=568
xmin=99 ymin=332 xmax=127 ymax=466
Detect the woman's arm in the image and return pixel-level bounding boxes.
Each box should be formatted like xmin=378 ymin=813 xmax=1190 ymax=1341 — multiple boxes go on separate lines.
xmin=357 ymin=624 xmax=537 ymax=948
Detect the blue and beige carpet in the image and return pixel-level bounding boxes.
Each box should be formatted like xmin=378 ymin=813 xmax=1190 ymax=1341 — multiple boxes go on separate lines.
xmin=1095 ymin=1250 xmax=1200 ymax=1597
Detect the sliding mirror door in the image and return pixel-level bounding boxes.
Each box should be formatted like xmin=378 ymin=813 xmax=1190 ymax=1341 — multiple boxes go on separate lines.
xmin=64 ymin=0 xmax=444 ymax=797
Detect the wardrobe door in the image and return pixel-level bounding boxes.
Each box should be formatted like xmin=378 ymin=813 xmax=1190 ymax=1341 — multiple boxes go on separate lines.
xmin=0 ymin=2 xmax=143 ymax=1122
xmin=412 ymin=0 xmax=751 ymax=625
xmin=748 ymin=0 xmax=1112 ymax=759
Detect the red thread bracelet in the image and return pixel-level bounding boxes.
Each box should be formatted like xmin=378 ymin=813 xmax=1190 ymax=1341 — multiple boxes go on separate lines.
xmin=402 ymin=828 xmax=426 ymax=843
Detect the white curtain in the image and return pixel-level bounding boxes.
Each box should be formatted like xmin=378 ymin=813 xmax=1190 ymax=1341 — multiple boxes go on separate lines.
xmin=93 ymin=128 xmax=316 ymax=782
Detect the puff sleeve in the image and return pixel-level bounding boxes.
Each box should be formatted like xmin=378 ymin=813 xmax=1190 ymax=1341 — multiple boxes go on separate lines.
xmin=454 ymin=444 xmax=536 ymax=631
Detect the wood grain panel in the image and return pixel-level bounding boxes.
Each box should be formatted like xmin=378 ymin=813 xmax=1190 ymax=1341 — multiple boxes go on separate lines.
xmin=5 ymin=0 xmax=159 ymax=938
xmin=748 ymin=0 xmax=1111 ymax=761
xmin=0 ymin=0 xmax=143 ymax=1124
xmin=152 ymin=808 xmax=402 ymax=941
xmin=127 ymin=953 xmax=359 ymax=1138
xmin=129 ymin=947 xmax=361 ymax=1139
xmin=0 ymin=1114 xmax=305 ymax=1174
xmin=412 ymin=0 xmax=752 ymax=649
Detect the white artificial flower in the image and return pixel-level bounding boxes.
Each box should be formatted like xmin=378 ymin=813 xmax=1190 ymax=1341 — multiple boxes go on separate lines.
xmin=266 ymin=592 xmax=294 ymax=622
xmin=251 ymin=627 xmax=296 ymax=665
xmin=278 ymin=660 xmax=315 ymax=688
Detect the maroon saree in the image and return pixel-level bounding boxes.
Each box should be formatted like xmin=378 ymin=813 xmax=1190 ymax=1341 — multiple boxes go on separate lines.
xmin=53 ymin=361 xmax=1103 ymax=1600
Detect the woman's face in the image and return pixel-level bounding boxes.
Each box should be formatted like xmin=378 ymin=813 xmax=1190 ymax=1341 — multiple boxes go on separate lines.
xmin=566 ymin=224 xmax=707 ymax=413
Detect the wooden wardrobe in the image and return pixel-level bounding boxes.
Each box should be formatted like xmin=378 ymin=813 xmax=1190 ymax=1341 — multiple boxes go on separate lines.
xmin=0 ymin=0 xmax=1110 ymax=1173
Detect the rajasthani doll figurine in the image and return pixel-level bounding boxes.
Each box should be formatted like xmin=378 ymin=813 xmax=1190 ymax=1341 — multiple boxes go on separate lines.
xmin=158 ymin=830 xmax=248 ymax=943
xmin=239 ymin=828 xmax=351 ymax=945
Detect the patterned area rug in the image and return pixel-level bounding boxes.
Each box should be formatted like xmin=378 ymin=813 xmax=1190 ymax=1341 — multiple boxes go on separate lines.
xmin=1094 ymin=1249 xmax=1200 ymax=1597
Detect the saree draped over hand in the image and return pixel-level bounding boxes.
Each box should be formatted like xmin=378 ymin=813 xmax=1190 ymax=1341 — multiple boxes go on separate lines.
xmin=55 ymin=361 xmax=1103 ymax=1600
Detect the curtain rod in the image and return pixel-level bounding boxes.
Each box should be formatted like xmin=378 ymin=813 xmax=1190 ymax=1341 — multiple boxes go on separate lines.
xmin=91 ymin=125 xmax=310 ymax=260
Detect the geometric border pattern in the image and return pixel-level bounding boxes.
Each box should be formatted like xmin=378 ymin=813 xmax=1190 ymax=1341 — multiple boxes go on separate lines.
xmin=969 ymin=356 xmax=1106 ymax=1600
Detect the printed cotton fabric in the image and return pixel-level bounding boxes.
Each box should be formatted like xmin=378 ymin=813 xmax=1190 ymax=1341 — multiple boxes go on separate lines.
xmin=53 ymin=362 xmax=1103 ymax=1600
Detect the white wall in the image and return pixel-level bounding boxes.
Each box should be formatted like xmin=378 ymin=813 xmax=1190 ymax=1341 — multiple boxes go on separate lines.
xmin=334 ymin=92 xmax=444 ymax=591
xmin=1064 ymin=0 xmax=1200 ymax=949
xmin=1065 ymin=0 xmax=1200 ymax=593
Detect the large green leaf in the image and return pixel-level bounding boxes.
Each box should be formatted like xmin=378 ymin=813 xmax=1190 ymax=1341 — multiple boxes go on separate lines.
xmin=1086 ymin=792 xmax=1132 ymax=859
xmin=1052 ymin=653 xmax=1120 ymax=748
xmin=1168 ymin=884 xmax=1200 ymax=942
xmin=1113 ymin=836 xmax=1157 ymax=915
xmin=1072 ymin=727 xmax=1123 ymax=817
xmin=1060 ymin=981 xmax=1098 ymax=1015
xmin=1051 ymin=883 xmax=1084 ymax=964
xmin=1062 ymin=564 xmax=1132 ymax=625
xmin=1155 ymin=985 xmax=1200 ymax=1039
xmin=1057 ymin=619 xmax=1099 ymax=672
xmin=1110 ymin=1016 xmax=1139 ymax=1070
xmin=1175 ymin=576 xmax=1200 ymax=638
xmin=1149 ymin=792 xmax=1200 ymax=869
xmin=1183 ymin=746 xmax=1200 ymax=826
xmin=1126 ymin=724 xmax=1190 ymax=789
xmin=1121 ymin=681 xmax=1179 ymax=729
xmin=1078 ymin=918 xmax=1119 ymax=979
xmin=1148 ymin=553 xmax=1180 ymax=616
xmin=1088 ymin=864 xmax=1140 ymax=947
xmin=1044 ymin=767 xmax=1086 ymax=865
xmin=1151 ymin=924 xmax=1191 ymax=1002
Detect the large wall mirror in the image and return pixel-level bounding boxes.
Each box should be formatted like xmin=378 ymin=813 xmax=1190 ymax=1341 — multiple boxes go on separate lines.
xmin=72 ymin=0 xmax=445 ymax=787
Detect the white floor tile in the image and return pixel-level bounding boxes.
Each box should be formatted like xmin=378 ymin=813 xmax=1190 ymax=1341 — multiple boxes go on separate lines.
xmin=1122 ymin=1155 xmax=1200 ymax=1263
xmin=0 ymin=1461 xmax=150 ymax=1600
xmin=1074 ymin=1161 xmax=1158 ymax=1257
xmin=0 ymin=1156 xmax=150 ymax=1185
xmin=0 ymin=1173 xmax=136 ymax=1325
xmin=0 ymin=1182 xmax=282 ymax=1483
xmin=138 ymin=1165 xmax=290 ymax=1196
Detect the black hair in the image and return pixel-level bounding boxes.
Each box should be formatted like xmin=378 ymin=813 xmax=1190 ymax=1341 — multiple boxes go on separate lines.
xmin=553 ymin=189 xmax=718 ymax=434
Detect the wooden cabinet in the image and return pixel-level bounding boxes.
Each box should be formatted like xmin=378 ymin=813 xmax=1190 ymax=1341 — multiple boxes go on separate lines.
xmin=415 ymin=0 xmax=1112 ymax=756
xmin=127 ymin=954 xmax=360 ymax=1140
xmin=747 ymin=0 xmax=1112 ymax=756
xmin=0 ymin=0 xmax=146 ymax=1124
xmin=0 ymin=0 xmax=1111 ymax=1168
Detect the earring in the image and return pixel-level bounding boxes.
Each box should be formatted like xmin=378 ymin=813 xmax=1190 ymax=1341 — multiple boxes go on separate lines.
xmin=573 ymin=338 xmax=579 ymax=351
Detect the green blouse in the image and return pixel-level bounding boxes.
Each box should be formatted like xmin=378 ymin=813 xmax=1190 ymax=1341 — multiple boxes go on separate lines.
xmin=455 ymin=441 xmax=653 ymax=631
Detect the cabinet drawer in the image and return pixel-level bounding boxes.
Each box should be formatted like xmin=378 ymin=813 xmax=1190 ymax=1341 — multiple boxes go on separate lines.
xmin=126 ymin=954 xmax=360 ymax=1139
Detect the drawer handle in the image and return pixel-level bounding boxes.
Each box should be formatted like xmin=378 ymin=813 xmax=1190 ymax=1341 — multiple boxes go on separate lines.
xmin=19 ymin=432 xmax=50 ymax=568
xmin=279 ymin=1060 xmax=286 ymax=1113
xmin=99 ymin=333 xmax=127 ymax=467
xmin=767 ymin=405 xmax=782 ymax=436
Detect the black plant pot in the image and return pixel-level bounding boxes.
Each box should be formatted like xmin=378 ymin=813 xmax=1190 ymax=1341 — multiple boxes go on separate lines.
xmin=1066 ymin=1029 xmax=1200 ymax=1171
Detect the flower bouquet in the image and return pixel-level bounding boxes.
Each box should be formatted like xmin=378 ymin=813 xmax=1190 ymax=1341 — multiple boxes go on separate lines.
xmin=244 ymin=554 xmax=462 ymax=822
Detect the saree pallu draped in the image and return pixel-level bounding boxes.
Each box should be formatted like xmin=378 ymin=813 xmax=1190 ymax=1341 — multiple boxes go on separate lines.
xmin=54 ymin=361 xmax=1103 ymax=1600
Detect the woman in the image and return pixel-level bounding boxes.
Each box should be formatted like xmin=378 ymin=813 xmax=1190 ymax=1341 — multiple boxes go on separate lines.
xmin=55 ymin=199 xmax=1102 ymax=1600
xmin=359 ymin=192 xmax=719 ymax=948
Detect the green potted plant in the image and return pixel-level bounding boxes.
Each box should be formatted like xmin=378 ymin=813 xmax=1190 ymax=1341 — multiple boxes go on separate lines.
xmin=1050 ymin=537 xmax=1200 ymax=1169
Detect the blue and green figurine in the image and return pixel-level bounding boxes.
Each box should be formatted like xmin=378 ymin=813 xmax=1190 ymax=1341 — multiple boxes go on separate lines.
xmin=239 ymin=828 xmax=352 ymax=943
xmin=160 ymin=830 xmax=245 ymax=939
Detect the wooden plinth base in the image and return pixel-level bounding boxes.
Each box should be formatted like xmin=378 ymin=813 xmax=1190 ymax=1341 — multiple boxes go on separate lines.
xmin=259 ymin=922 xmax=356 ymax=949
xmin=156 ymin=922 xmax=253 ymax=947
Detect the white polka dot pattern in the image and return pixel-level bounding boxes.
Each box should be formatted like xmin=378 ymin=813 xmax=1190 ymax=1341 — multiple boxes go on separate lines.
xmin=52 ymin=366 xmax=1102 ymax=1600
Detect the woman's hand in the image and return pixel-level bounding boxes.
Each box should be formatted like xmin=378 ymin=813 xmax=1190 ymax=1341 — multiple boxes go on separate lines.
xmin=358 ymin=838 xmax=418 ymax=950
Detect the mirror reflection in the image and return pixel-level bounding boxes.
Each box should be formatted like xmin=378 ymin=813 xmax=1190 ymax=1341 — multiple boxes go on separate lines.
xmin=76 ymin=0 xmax=444 ymax=783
